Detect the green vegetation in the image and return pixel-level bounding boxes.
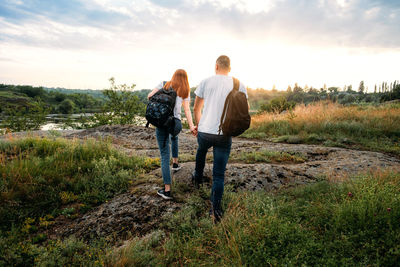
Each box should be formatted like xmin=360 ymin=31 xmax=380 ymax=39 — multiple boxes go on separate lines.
xmin=259 ymin=96 xmax=296 ymax=114
xmin=250 ymin=80 xmax=400 ymax=114
xmin=0 ymin=137 xmax=160 ymax=266
xmin=232 ymin=149 xmax=307 ymax=164
xmin=0 ymin=80 xmax=150 ymax=132
xmin=0 ymin=83 xmax=103 ymax=132
xmin=111 ymin=171 xmax=400 ymax=266
xmin=1 ymin=136 xmax=400 ymax=266
xmin=244 ymin=101 xmax=400 ymax=156
xmin=0 ymin=83 xmax=103 ymax=115
xmin=71 ymin=78 xmax=146 ymax=128
xmin=1 ymin=100 xmax=49 ymax=132
xmin=0 ymin=137 xmax=159 ymax=228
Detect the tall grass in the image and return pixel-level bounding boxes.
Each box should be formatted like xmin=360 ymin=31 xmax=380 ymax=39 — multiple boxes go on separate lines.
xmin=0 ymin=137 xmax=158 ymax=229
xmin=243 ymin=101 xmax=400 ymax=155
xmin=111 ymin=171 xmax=400 ymax=266
xmin=0 ymin=136 xmax=160 ymax=266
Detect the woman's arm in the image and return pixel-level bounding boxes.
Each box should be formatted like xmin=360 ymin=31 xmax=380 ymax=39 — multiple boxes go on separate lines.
xmin=147 ymin=87 xmax=160 ymax=99
xmin=183 ymin=100 xmax=196 ymax=134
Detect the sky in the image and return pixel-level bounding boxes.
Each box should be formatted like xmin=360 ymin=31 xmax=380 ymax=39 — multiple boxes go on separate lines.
xmin=0 ymin=0 xmax=399 ymax=91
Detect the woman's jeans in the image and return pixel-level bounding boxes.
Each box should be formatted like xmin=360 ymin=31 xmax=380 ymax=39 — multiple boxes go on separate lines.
xmin=194 ymin=132 xmax=232 ymax=210
xmin=156 ymin=119 xmax=182 ymax=185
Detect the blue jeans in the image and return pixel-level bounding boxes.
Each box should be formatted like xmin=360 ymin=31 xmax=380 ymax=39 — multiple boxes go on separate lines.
xmin=195 ymin=132 xmax=232 ymax=210
xmin=156 ymin=119 xmax=182 ymax=185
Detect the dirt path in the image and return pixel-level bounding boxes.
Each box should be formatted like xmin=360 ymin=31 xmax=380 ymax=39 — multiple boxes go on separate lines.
xmin=4 ymin=125 xmax=400 ymax=243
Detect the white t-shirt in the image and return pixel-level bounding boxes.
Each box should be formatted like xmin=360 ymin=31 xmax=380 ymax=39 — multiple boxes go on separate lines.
xmin=155 ymin=82 xmax=190 ymax=120
xmin=195 ymin=75 xmax=248 ymax=135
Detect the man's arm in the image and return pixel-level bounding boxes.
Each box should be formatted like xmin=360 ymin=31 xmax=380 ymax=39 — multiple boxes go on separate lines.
xmin=193 ymin=96 xmax=204 ymax=126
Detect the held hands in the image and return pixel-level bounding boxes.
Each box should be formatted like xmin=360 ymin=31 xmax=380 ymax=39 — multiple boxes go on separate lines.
xmin=190 ymin=125 xmax=198 ymax=137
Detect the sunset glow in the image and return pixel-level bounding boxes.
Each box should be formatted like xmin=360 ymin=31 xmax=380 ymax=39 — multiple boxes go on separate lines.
xmin=1 ymin=0 xmax=399 ymax=91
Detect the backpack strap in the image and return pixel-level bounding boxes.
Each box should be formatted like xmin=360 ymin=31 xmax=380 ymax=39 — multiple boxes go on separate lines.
xmin=218 ymin=77 xmax=240 ymax=134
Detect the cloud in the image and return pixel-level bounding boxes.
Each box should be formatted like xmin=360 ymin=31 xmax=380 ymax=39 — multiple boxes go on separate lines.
xmin=0 ymin=0 xmax=131 ymax=27
xmin=0 ymin=56 xmax=16 ymax=62
xmin=0 ymin=0 xmax=399 ymax=51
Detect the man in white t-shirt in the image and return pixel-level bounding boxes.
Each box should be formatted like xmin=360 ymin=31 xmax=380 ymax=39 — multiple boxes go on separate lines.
xmin=193 ymin=55 xmax=248 ymax=222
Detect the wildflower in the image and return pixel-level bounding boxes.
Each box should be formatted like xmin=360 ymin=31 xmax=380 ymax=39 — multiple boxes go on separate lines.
xmin=348 ymin=192 xmax=353 ymax=197
xmin=387 ymin=208 xmax=391 ymax=212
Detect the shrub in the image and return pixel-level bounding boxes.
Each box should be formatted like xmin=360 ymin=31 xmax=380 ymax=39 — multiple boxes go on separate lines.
xmin=259 ymin=97 xmax=296 ymax=114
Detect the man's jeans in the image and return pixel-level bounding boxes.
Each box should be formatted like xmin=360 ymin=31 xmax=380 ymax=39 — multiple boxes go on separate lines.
xmin=195 ymin=132 xmax=232 ymax=210
xmin=156 ymin=119 xmax=182 ymax=185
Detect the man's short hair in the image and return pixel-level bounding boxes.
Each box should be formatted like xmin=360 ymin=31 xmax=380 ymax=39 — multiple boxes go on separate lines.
xmin=216 ymin=55 xmax=230 ymax=70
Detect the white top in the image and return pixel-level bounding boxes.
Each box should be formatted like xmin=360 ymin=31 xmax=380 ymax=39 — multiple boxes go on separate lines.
xmin=156 ymin=82 xmax=190 ymax=120
xmin=195 ymin=75 xmax=248 ymax=135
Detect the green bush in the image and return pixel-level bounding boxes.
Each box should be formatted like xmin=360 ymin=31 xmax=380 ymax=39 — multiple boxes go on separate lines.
xmin=259 ymin=97 xmax=296 ymax=113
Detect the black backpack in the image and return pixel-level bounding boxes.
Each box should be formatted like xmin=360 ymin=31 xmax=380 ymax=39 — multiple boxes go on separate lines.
xmin=145 ymin=82 xmax=177 ymax=129
xmin=218 ymin=77 xmax=251 ymax=136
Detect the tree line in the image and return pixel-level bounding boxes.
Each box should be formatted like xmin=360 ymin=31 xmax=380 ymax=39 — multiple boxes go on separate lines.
xmin=1 ymin=79 xmax=399 ymax=132
xmin=255 ymin=80 xmax=400 ymax=113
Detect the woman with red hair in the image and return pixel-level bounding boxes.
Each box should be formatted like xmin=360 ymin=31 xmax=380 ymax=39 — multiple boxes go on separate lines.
xmin=148 ymin=69 xmax=197 ymax=200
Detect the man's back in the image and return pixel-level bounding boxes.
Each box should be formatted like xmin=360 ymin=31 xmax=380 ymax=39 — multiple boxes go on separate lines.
xmin=195 ymin=75 xmax=247 ymax=135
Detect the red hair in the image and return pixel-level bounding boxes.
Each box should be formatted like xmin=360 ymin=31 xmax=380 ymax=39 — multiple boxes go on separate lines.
xmin=164 ymin=69 xmax=190 ymax=99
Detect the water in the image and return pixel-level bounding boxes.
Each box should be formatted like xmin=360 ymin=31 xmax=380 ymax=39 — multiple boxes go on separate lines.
xmin=40 ymin=114 xmax=149 ymax=130
xmin=40 ymin=113 xmax=92 ymax=130
xmin=2 ymin=113 xmax=162 ymax=132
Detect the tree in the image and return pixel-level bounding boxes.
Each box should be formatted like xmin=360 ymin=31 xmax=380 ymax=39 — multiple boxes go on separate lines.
xmin=17 ymin=85 xmax=45 ymax=98
xmin=85 ymin=78 xmax=146 ymax=127
xmin=58 ymin=99 xmax=76 ymax=114
xmin=358 ymin=81 xmax=365 ymax=94
xmin=1 ymin=100 xmax=49 ymax=132
xmin=347 ymin=85 xmax=353 ymax=93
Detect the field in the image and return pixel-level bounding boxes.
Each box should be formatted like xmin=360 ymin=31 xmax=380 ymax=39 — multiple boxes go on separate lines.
xmin=1 ymin=101 xmax=400 ymax=266
xmin=0 ymin=137 xmax=158 ymax=266
xmin=111 ymin=171 xmax=400 ymax=266
xmin=243 ymin=101 xmax=400 ymax=156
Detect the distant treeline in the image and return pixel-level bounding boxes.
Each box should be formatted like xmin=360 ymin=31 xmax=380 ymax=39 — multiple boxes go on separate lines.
xmin=0 ymin=84 xmax=153 ymax=114
xmin=0 ymin=84 xmax=103 ymax=114
xmin=1 ymin=79 xmax=399 ymax=126
xmin=249 ymin=80 xmax=400 ymax=113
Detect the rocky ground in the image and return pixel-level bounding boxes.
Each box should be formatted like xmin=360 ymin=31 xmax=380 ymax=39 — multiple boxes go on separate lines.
xmin=4 ymin=125 xmax=400 ymax=244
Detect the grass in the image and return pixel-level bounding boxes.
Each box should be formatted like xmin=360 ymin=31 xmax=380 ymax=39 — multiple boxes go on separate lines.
xmin=178 ymin=150 xmax=307 ymax=165
xmin=110 ymin=170 xmax=400 ymax=266
xmin=231 ymin=149 xmax=307 ymax=164
xmin=242 ymin=101 xmax=400 ymax=156
xmin=0 ymin=137 xmax=159 ymax=229
xmin=0 ymin=136 xmax=160 ymax=266
xmin=2 ymin=135 xmax=400 ymax=266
